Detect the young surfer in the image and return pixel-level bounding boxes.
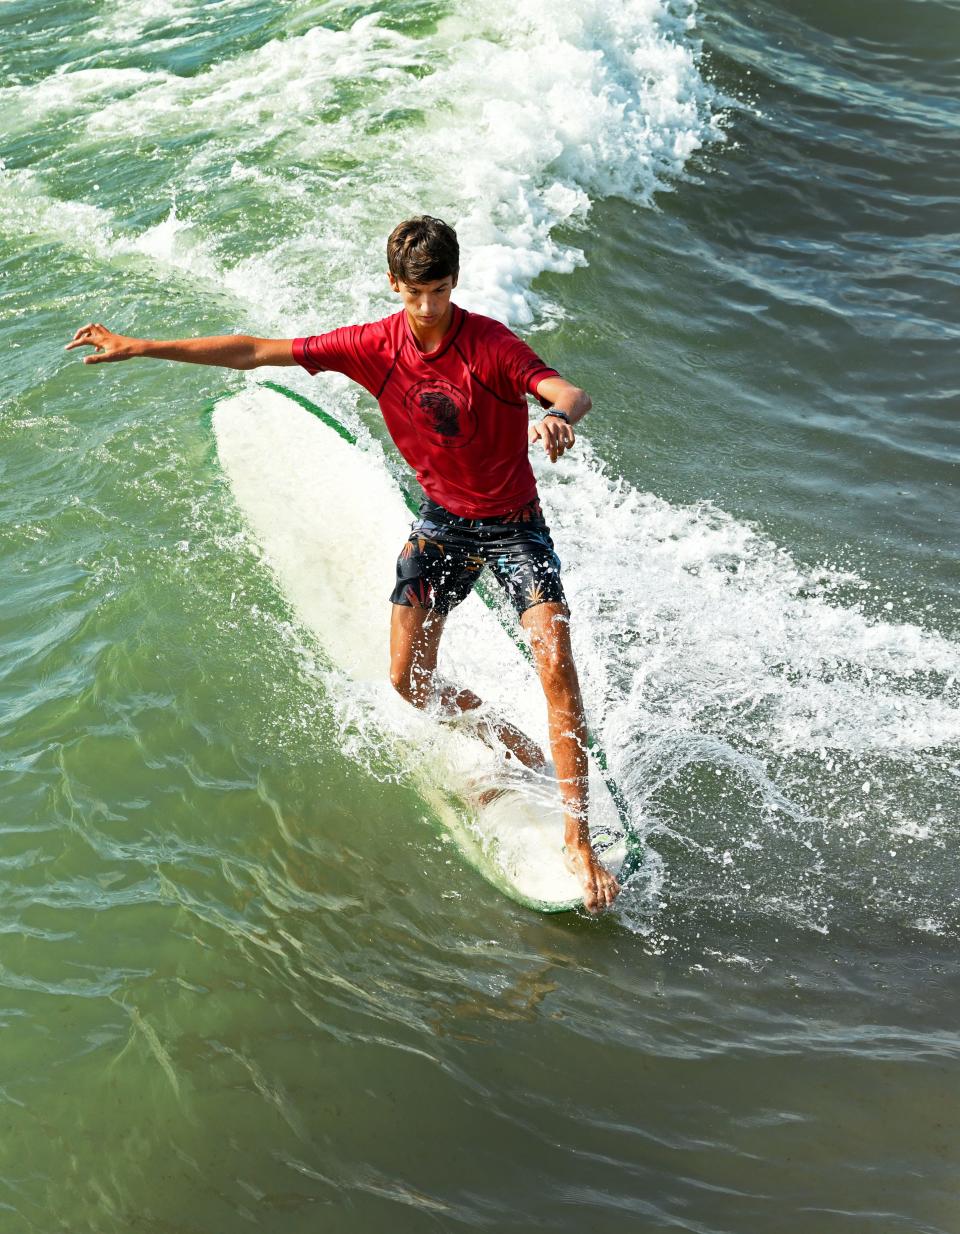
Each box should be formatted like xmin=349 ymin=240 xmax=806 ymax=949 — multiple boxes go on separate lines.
xmin=66 ymin=216 xmax=620 ymax=913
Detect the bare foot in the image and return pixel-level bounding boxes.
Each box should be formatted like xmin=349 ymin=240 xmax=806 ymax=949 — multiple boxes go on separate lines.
xmin=564 ymin=845 xmax=621 ymax=914
xmin=458 ymin=709 xmax=545 ymax=773
xmin=473 ymin=718 xmax=546 ymax=807
xmin=487 ymin=717 xmax=546 ymax=772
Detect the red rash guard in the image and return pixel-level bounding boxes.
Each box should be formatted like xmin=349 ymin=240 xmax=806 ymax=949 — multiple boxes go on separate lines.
xmin=292 ymin=304 xmax=560 ymax=518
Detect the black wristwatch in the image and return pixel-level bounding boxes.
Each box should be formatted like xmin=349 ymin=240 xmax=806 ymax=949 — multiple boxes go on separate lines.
xmin=544 ymin=407 xmax=570 ymax=424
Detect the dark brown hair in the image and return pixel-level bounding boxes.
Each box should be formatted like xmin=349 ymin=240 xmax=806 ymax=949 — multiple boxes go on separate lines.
xmin=387 ymin=216 xmax=459 ymax=285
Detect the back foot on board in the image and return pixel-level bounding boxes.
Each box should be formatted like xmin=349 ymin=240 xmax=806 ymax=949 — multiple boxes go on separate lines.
xmin=454 ymin=710 xmax=546 ymax=807
xmin=485 ymin=715 xmax=546 ymax=773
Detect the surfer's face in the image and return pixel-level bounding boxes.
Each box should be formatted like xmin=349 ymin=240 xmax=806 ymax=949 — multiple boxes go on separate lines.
xmin=389 ymin=272 xmax=458 ymax=331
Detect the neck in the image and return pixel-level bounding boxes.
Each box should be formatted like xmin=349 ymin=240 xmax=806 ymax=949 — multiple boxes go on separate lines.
xmin=406 ymin=303 xmax=455 ymax=352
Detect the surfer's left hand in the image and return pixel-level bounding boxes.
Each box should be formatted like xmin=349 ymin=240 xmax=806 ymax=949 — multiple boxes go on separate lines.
xmin=529 ymin=417 xmax=575 ymax=464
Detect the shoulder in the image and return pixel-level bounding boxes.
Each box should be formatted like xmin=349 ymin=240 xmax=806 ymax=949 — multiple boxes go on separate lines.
xmin=356 ymin=310 xmax=404 ymax=341
xmin=296 ymin=312 xmax=402 ymax=385
xmin=461 ymin=310 xmax=554 ymax=374
xmin=375 ymin=309 xmax=407 ymax=342
xmin=456 ymin=309 xmax=529 ymax=363
xmin=460 ymin=310 xmax=518 ymax=344
xmin=334 ymin=311 xmax=404 ymax=357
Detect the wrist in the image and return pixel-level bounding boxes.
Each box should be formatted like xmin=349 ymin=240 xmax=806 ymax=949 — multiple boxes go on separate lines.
xmin=544 ymin=406 xmax=570 ymax=424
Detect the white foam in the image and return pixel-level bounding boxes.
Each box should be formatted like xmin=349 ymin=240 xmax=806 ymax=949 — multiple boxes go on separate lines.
xmin=23 ymin=0 xmax=722 ymax=329
xmin=0 ymin=166 xmax=121 ymax=260
xmin=533 ymin=441 xmax=960 ymax=768
xmin=0 ymin=168 xmax=233 ymax=298
xmin=105 ymin=0 xmax=228 ymax=45
xmin=0 ymin=67 xmax=159 ymax=131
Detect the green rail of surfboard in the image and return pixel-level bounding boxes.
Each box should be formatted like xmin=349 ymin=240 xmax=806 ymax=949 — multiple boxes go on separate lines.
xmin=260 ymin=380 xmax=638 ymax=851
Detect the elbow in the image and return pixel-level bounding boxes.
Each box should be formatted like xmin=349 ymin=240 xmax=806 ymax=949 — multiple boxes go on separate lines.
xmin=577 ymin=388 xmax=592 ymax=416
xmin=234 ymin=336 xmax=262 ymax=370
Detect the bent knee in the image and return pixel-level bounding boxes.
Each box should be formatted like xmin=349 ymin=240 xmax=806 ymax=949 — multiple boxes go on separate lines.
xmin=390 ymin=667 xmax=429 ymax=708
xmin=390 ymin=667 xmax=415 ymax=703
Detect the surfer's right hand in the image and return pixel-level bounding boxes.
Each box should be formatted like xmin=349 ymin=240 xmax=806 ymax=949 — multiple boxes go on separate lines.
xmin=65 ymin=323 xmax=140 ymax=363
xmin=565 ymin=845 xmax=621 ymax=914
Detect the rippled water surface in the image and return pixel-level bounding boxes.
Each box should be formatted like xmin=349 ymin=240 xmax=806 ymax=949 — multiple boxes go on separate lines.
xmin=1 ymin=0 xmax=958 ymax=1230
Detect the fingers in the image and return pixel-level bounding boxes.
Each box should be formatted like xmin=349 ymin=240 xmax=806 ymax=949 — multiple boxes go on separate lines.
xmin=65 ymin=323 xmax=107 ymax=351
xmin=535 ymin=420 xmax=576 ymax=464
xmin=66 ymin=323 xmax=125 ymax=364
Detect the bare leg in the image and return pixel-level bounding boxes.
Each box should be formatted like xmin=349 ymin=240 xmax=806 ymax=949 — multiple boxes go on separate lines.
xmin=389 ymin=605 xmax=544 ymax=770
xmin=521 ymin=602 xmax=620 ymax=914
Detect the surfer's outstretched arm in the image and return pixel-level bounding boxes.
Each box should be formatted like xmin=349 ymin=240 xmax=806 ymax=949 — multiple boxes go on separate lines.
xmin=65 ymin=323 xmax=296 ymax=369
xmin=521 ymin=602 xmax=620 ymax=914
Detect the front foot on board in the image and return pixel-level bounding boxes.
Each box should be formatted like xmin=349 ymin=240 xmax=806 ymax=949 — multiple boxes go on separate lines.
xmin=564 ymin=845 xmax=621 ymax=915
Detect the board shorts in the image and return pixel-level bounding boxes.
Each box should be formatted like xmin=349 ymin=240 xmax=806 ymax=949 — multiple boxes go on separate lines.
xmin=390 ymin=497 xmax=567 ymax=618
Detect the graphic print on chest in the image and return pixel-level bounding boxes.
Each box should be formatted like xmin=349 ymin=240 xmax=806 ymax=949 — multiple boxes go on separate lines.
xmin=403 ymin=377 xmax=478 ymax=449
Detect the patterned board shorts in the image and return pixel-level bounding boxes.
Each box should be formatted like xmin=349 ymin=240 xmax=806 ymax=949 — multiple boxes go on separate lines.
xmin=390 ymin=497 xmax=567 ymax=618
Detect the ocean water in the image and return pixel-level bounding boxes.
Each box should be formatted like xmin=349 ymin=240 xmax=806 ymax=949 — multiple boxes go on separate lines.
xmin=1 ymin=0 xmax=958 ymax=1230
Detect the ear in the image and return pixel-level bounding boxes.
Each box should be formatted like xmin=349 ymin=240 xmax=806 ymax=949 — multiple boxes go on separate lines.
xmin=451 ymin=272 xmax=459 ymax=289
xmin=388 ymin=272 xmax=401 ymax=293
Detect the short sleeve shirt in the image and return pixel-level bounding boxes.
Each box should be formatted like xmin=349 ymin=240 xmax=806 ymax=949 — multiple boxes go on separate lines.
xmin=292 ymin=305 xmax=560 ymax=518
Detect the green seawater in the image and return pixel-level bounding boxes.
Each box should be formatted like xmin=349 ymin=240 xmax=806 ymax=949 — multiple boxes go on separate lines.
xmin=1 ymin=1 xmax=958 ymax=1230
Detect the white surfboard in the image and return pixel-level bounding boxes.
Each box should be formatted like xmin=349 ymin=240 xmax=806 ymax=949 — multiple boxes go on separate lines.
xmin=212 ymin=381 xmax=632 ymax=911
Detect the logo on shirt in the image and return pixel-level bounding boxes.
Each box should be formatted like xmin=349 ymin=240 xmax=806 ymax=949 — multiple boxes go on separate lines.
xmin=403 ymin=378 xmax=477 ymax=449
